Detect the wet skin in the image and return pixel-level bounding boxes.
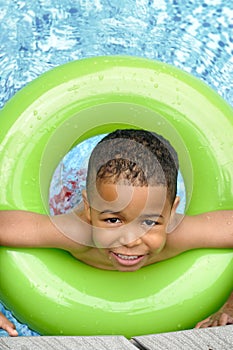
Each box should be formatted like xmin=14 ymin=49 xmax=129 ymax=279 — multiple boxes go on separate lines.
xmin=82 ymin=183 xmax=180 ymax=272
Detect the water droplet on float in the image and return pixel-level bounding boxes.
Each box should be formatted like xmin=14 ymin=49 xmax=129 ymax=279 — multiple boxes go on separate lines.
xmin=67 ymin=84 xmax=80 ymax=92
xmin=98 ymin=75 xmax=104 ymax=81
xmin=37 ymin=115 xmax=42 ymax=121
xmin=154 ymin=83 xmax=159 ymax=88
xmin=33 ymin=110 xmax=38 ymax=116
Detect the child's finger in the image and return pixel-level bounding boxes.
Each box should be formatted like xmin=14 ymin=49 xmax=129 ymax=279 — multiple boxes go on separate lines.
xmin=218 ymin=313 xmax=233 ymax=326
xmin=0 ymin=318 xmax=18 ymax=337
xmin=195 ymin=312 xmax=233 ymax=329
xmin=227 ymin=316 xmax=233 ymax=324
xmin=4 ymin=324 xmax=18 ymax=337
xmin=211 ymin=319 xmax=218 ymax=327
xmin=195 ymin=317 xmax=211 ymax=328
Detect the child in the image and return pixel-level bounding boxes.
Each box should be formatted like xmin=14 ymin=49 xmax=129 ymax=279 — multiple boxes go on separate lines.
xmin=0 ymin=129 xmax=233 ymax=334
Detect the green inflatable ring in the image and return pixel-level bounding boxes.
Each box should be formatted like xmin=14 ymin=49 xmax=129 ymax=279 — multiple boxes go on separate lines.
xmin=0 ymin=56 xmax=232 ymax=337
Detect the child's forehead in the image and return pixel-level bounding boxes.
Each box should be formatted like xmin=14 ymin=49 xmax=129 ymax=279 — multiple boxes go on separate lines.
xmin=90 ymin=182 xmax=170 ymax=213
xmin=96 ymin=180 xmax=168 ymax=194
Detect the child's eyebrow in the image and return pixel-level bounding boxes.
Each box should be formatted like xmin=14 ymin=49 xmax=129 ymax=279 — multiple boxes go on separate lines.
xmin=140 ymin=213 xmax=164 ymax=219
xmin=100 ymin=210 xmax=163 ymax=219
xmin=100 ymin=210 xmax=121 ymax=215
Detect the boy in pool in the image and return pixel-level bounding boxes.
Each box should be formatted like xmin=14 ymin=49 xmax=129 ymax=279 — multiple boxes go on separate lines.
xmin=0 ymin=129 xmax=233 ymax=334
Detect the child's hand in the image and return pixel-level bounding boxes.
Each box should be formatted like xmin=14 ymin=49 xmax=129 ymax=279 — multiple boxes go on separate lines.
xmin=195 ymin=311 xmax=233 ymax=328
xmin=0 ymin=312 xmax=18 ymax=336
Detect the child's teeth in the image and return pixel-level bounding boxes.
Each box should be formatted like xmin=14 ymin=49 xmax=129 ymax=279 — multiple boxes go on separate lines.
xmin=117 ymin=253 xmax=140 ymax=260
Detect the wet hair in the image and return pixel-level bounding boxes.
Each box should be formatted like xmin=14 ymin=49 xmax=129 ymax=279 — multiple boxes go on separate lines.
xmin=86 ymin=129 xmax=179 ymax=204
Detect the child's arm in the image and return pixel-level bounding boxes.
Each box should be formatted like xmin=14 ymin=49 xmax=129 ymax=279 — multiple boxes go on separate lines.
xmin=0 ymin=312 xmax=18 ymax=336
xmin=195 ymin=291 xmax=233 ymax=328
xmin=168 ymin=210 xmax=233 ymax=252
xmin=0 ymin=210 xmax=92 ymax=250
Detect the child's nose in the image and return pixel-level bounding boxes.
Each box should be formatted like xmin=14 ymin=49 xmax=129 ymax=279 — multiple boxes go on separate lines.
xmin=118 ymin=230 xmax=143 ymax=247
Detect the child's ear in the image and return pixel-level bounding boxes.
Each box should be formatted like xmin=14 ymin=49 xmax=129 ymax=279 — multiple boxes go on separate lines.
xmin=167 ymin=196 xmax=181 ymax=233
xmin=171 ymin=196 xmax=180 ymax=216
xmin=82 ymin=190 xmax=91 ymax=222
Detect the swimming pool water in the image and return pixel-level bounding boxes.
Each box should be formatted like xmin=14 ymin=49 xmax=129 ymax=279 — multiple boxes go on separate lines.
xmin=1 ymin=0 xmax=233 ymax=109
xmin=0 ymin=0 xmax=232 ymax=337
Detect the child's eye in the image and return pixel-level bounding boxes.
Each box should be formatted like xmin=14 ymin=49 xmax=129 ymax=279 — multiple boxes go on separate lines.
xmin=105 ymin=218 xmax=121 ymax=224
xmin=142 ymin=219 xmax=158 ymax=227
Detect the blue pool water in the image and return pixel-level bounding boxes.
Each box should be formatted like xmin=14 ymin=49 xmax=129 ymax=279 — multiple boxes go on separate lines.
xmin=1 ymin=0 xmax=233 ymax=108
xmin=0 ymin=0 xmax=233 ymax=337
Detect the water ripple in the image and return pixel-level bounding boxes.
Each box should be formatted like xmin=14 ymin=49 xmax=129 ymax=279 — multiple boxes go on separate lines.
xmin=0 ymin=0 xmax=233 ymax=108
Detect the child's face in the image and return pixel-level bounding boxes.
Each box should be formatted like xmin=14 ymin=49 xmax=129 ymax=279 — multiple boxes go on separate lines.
xmin=83 ymin=182 xmax=179 ymax=272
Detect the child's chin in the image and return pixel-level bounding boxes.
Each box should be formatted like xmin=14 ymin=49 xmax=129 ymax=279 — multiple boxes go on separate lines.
xmin=114 ymin=261 xmax=145 ymax=272
xmin=116 ymin=266 xmax=142 ymax=272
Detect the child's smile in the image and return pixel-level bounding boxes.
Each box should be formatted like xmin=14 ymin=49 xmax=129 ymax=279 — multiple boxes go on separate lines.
xmin=108 ymin=251 xmax=148 ymax=268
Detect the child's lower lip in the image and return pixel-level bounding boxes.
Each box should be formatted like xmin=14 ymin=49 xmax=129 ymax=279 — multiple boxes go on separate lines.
xmin=110 ymin=252 xmax=145 ymax=266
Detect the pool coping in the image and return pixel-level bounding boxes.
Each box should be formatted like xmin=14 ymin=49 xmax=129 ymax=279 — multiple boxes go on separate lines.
xmin=1 ymin=325 xmax=233 ymax=349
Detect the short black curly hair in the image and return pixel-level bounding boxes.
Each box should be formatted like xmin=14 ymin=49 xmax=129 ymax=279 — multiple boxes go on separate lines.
xmin=86 ymin=129 xmax=179 ymax=204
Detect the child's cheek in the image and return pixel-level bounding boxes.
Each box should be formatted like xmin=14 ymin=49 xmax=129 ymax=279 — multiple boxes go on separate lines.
xmin=156 ymin=234 xmax=167 ymax=252
xmin=147 ymin=231 xmax=167 ymax=252
xmin=91 ymin=226 xmax=121 ymax=248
